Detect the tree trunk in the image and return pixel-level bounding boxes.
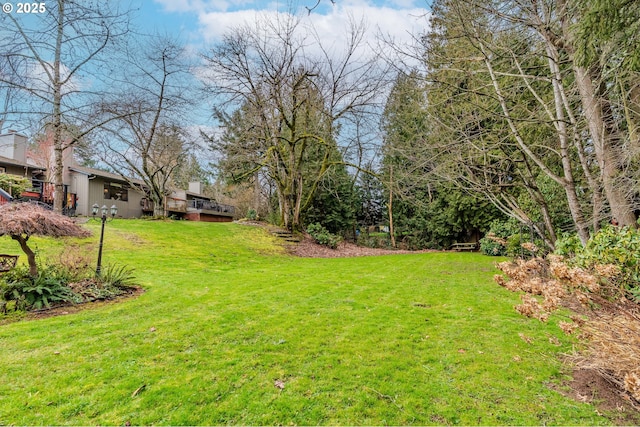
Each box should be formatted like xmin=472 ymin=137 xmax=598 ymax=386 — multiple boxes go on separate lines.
xmin=574 ymin=65 xmax=637 ymax=228
xmin=52 ymin=0 xmax=66 ymax=214
xmin=12 ymin=235 xmax=37 ymax=277
xmin=292 ymin=172 xmax=303 ymax=231
xmin=388 ymin=164 xmax=396 ymax=248
xmin=253 ymin=171 xmax=261 ymax=213
xmin=151 ymin=193 xmax=164 ymax=217
xmin=481 ymin=41 xmax=591 ymax=244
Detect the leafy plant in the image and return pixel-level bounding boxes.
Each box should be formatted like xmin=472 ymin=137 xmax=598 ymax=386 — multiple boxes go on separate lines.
xmin=357 ymin=232 xmax=392 ymax=249
xmin=0 ymin=265 xmax=80 ymax=311
xmin=246 ymin=208 xmax=257 ymax=220
xmin=556 ymin=225 xmax=640 ymax=300
xmin=0 ymin=257 xmax=136 ymax=313
xmin=306 ymin=223 xmax=342 ymax=249
xmin=480 ymin=219 xmax=524 ymax=256
xmin=553 ymin=232 xmax=583 ymax=257
xmin=0 ymin=173 xmax=30 ymax=197
xmin=97 ymin=263 xmax=136 ymax=289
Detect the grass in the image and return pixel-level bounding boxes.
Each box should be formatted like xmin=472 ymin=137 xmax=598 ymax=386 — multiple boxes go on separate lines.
xmin=0 ymin=220 xmax=612 ymax=425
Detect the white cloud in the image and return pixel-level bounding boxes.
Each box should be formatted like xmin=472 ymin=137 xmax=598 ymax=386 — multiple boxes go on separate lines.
xmin=155 ymin=0 xmax=429 ymax=55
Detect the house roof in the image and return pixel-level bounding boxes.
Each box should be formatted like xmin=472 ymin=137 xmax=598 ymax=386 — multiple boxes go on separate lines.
xmin=68 ymin=165 xmax=147 ymax=187
xmin=185 ymin=190 xmax=212 ymax=200
xmin=0 ymin=155 xmax=45 ymax=171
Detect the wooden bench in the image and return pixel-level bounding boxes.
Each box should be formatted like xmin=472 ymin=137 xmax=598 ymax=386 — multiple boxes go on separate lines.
xmin=0 ymin=254 xmax=19 ymax=272
xmin=450 ymin=242 xmax=477 ymax=251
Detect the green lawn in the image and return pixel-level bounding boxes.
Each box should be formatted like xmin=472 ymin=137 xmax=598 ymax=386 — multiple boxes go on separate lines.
xmin=0 ymin=220 xmax=608 ymax=425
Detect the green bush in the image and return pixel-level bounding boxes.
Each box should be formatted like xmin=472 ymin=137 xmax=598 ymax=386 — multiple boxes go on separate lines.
xmin=357 ymin=233 xmax=392 ymax=249
xmin=0 ymin=265 xmax=80 ymax=311
xmin=0 ymin=173 xmax=30 ymax=197
xmin=0 ymin=260 xmax=137 ymax=313
xmin=246 ymin=209 xmax=257 ymax=220
xmin=479 ymin=220 xmax=516 ymax=256
xmin=480 ymin=234 xmax=507 ymax=256
xmin=479 ymin=219 xmax=543 ymax=257
xmin=553 ymin=232 xmax=583 ymax=257
xmin=555 ymin=225 xmax=640 ymax=301
xmin=307 ymin=223 xmax=342 ymax=249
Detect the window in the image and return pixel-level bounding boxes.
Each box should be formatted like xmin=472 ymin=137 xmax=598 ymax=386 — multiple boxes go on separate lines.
xmin=0 ymin=167 xmax=5 ymax=173
xmin=103 ymin=182 xmax=128 ymax=201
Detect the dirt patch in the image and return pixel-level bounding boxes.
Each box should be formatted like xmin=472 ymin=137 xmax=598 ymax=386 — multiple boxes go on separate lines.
xmin=289 ymin=235 xmax=436 ymax=258
xmin=552 ymin=368 xmax=640 ymax=424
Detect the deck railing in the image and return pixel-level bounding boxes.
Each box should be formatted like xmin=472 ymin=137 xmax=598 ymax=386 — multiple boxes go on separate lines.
xmin=12 ymin=179 xmax=75 ymax=215
xmin=188 ymin=199 xmax=235 ymax=215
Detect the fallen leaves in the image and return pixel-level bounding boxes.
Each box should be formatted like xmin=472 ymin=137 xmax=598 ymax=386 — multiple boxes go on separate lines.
xmin=518 ymin=333 xmax=533 ymax=344
xmin=131 ymin=384 xmax=146 ymax=397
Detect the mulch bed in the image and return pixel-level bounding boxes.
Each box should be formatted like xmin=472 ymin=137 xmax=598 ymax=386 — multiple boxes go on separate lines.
xmin=289 ymin=235 xmax=436 ymax=258
xmin=0 ymin=286 xmax=145 ymax=324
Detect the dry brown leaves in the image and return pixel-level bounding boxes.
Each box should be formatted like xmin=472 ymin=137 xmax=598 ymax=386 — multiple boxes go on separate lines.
xmin=495 ymin=255 xmax=640 ymax=405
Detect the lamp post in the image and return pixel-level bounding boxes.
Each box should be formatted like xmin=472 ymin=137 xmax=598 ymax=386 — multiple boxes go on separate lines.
xmin=92 ymin=203 xmax=117 ymax=276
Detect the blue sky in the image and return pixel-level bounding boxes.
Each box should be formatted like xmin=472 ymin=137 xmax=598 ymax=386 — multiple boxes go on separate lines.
xmin=132 ymin=0 xmax=430 ymax=50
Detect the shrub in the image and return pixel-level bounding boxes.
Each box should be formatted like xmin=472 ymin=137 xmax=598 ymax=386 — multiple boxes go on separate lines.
xmin=479 ymin=219 xmax=518 ymax=256
xmin=357 ymin=233 xmax=392 ymax=249
xmin=246 ymin=209 xmax=257 ymax=220
xmin=306 ymin=223 xmax=342 ymax=249
xmin=553 ymin=232 xmax=583 ymax=257
xmin=98 ymin=263 xmax=136 ymax=289
xmin=0 ymin=265 xmax=80 ymax=311
xmin=556 ymin=225 xmax=640 ymax=301
xmin=0 ymin=260 xmax=137 ymax=313
xmin=495 ymin=255 xmax=640 ymax=402
xmin=0 ymin=173 xmax=30 ymax=197
xmin=480 ymin=219 xmax=546 ymax=257
xmin=480 ymin=233 xmax=508 ymax=256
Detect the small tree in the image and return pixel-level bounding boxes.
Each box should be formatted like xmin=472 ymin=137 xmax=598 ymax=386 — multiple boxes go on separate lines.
xmin=0 ymin=203 xmax=91 ymax=277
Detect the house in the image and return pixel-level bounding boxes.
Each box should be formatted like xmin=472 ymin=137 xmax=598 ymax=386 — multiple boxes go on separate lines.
xmin=0 ymin=130 xmax=47 ymax=185
xmin=0 ymin=130 xmax=235 ymax=220
xmin=0 ymin=130 xmax=147 ymax=216
xmin=66 ymin=165 xmax=147 ymax=218
xmin=165 ymin=182 xmax=235 ymax=222
xmin=0 ymin=130 xmax=50 ymax=204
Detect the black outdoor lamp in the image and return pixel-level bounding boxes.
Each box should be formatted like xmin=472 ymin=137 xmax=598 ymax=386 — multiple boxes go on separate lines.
xmin=91 ymin=203 xmax=118 ymax=276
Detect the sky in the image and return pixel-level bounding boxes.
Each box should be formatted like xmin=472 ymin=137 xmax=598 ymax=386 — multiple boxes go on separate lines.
xmin=1 ymin=0 xmax=431 ymax=147
xmin=123 ymin=0 xmax=431 ymax=138
xmin=133 ymin=0 xmax=430 ymax=54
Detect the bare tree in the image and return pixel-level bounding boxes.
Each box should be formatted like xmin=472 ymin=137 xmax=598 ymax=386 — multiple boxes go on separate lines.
xmin=0 ymin=0 xmax=131 ymax=213
xmin=203 ymin=12 xmax=388 ymax=230
xmin=95 ymin=36 xmax=197 ymax=217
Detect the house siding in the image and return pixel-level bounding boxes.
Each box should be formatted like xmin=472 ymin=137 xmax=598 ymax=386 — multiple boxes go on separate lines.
xmin=1 ymin=164 xmax=28 ymax=177
xmin=71 ymin=174 xmax=90 ymax=216
xmin=87 ymin=177 xmax=144 ymax=218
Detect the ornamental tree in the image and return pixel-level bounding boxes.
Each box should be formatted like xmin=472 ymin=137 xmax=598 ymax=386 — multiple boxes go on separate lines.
xmin=0 ymin=203 xmax=91 ymax=277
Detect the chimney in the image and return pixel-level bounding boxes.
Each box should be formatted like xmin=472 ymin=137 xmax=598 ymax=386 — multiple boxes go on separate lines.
xmin=188 ymin=181 xmax=203 ymax=194
xmin=0 ymin=131 xmax=27 ymax=162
